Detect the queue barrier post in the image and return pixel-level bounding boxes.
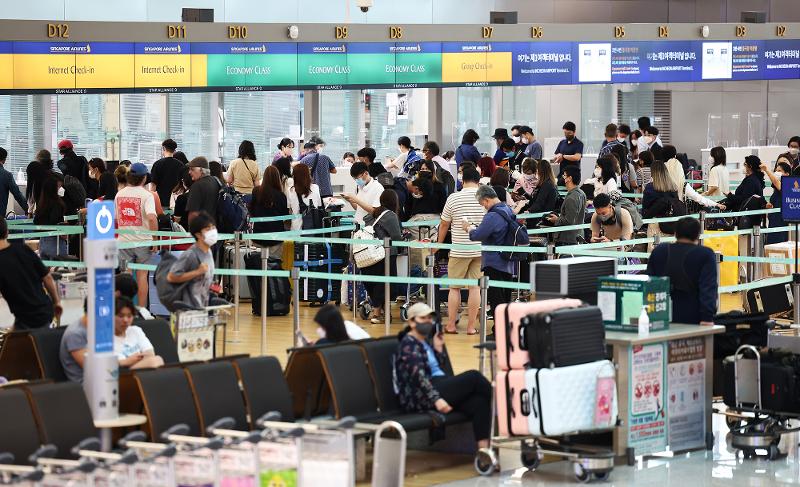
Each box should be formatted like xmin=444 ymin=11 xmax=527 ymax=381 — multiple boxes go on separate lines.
xmin=384 ymin=237 xmax=392 ymax=336
xmin=715 ymin=251 xmax=722 ymax=299
xmin=478 ymin=276 xmax=490 ymax=376
xmin=260 ymin=247 xmax=268 ymax=355
xmin=233 ymin=231 xmax=241 ymax=334
xmin=292 ymin=267 xmax=302 ymax=348
xmin=350 ymin=241 xmax=358 ymax=321
xmin=654 ymin=233 xmax=661 ymax=246
xmin=699 ymin=210 xmax=706 ymax=239
xmin=546 ymin=241 xmax=555 ymax=260
xmin=426 ymin=251 xmax=436 ymax=310
xmin=751 ymin=223 xmax=763 ymax=282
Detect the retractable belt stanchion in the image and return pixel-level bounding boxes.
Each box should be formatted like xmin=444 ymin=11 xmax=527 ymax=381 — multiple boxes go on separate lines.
xmin=478 ymin=276 xmax=489 ymax=375
xmin=427 ymin=251 xmax=436 ymax=310
xmin=752 ymin=223 xmax=763 ymax=282
xmin=292 ymin=267 xmax=302 ymax=348
xmin=83 ymin=202 xmax=119 ymax=450
xmin=260 ymin=247 xmax=268 ymax=355
xmin=351 ymin=243 xmax=358 ymax=321
xmin=546 ymin=241 xmax=555 ymax=260
xmin=384 ymin=237 xmax=391 ymax=336
xmin=699 ymin=210 xmax=706 ymax=239
xmin=232 ymin=231 xmax=241 ymax=336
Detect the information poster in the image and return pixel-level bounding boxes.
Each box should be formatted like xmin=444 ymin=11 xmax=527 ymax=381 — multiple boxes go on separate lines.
xmin=577 ymin=43 xmax=611 ymax=83
xmin=667 ymin=338 xmax=706 ymax=451
xmin=732 ymin=40 xmax=763 ymax=81
xmin=702 ymin=41 xmax=733 ymax=80
xmin=611 ymin=42 xmax=644 ymax=82
xmin=628 ymin=343 xmax=667 ymax=455
xmin=512 ymin=41 xmax=573 ymax=86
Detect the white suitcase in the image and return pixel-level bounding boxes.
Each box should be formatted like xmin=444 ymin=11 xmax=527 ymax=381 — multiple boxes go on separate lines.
xmin=525 ymin=360 xmax=617 ymax=436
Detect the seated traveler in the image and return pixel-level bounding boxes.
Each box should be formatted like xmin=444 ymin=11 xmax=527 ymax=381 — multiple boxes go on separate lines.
xmin=305 ymin=304 xmax=370 ymax=346
xmin=113 ymin=296 xmax=165 ymax=369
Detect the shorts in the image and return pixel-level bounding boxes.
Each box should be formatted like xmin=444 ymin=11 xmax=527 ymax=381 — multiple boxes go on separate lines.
xmin=447 ymin=256 xmax=482 ymax=288
xmin=119 ymin=247 xmax=153 ymax=271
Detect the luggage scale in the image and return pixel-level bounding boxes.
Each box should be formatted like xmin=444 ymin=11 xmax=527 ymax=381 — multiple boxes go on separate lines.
xmin=725 ymin=344 xmax=800 ymax=460
xmin=474 ymin=342 xmax=616 ymax=483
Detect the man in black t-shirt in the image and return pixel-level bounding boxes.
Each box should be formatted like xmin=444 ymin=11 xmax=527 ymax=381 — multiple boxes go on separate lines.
xmin=150 ymin=138 xmax=185 ymax=208
xmin=186 ymin=156 xmax=220 ymax=225
xmin=0 ymin=218 xmax=62 ymax=330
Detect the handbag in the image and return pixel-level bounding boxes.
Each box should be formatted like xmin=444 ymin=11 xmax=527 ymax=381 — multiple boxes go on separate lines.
xmin=352 ymin=211 xmax=389 ymax=269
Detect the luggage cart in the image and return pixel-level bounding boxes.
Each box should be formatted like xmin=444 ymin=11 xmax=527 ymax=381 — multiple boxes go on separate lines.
xmin=725 ymin=345 xmax=800 ymax=460
xmin=473 ymin=342 xmax=616 ymax=483
xmin=173 ymin=304 xmax=233 ymax=362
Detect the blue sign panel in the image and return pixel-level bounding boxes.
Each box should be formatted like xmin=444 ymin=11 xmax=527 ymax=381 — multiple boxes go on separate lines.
xmin=512 ymin=42 xmax=573 ymax=86
xmin=781 ymin=176 xmax=800 ymax=223
xmin=94 ymin=268 xmax=115 ymax=354
xmin=732 ymin=40 xmax=764 ymax=81
xmin=762 ymin=39 xmax=800 ymax=80
xmin=87 ymin=201 xmax=115 ymax=241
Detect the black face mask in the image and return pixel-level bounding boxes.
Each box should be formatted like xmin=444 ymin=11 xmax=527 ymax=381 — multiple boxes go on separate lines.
xmin=414 ymin=320 xmax=434 ymax=336
xmin=419 ymin=171 xmax=432 ymax=178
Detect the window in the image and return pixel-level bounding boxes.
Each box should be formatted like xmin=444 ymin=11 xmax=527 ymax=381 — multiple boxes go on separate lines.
xmin=365 ymin=89 xmax=428 ymax=160
xmin=120 ymin=94 xmax=166 ymax=164
xmin=0 ymin=95 xmax=47 ymax=176
xmin=52 ymin=94 xmax=110 ymax=160
xmin=319 ymin=90 xmax=364 ymax=163
xmin=455 ymin=87 xmax=492 ymax=154
xmin=168 ymin=93 xmax=216 ymax=163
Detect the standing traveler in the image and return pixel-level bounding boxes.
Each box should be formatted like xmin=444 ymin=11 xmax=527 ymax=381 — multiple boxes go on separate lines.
xmin=342 ymin=161 xmax=384 ymax=226
xmin=273 ymin=138 xmax=295 ymax=163
xmin=249 ymin=166 xmax=289 ymax=258
xmin=704 ymin=146 xmax=730 ymax=196
xmin=115 ymin=163 xmax=158 ymax=306
xmin=455 ymin=129 xmax=482 ymax=167
xmin=272 ymin=156 xmax=294 ymax=194
xmin=361 ymin=190 xmax=403 ymax=323
xmin=520 ymin=126 xmax=543 ymax=160
xmin=590 ymin=193 xmax=633 ymax=243
xmin=88 ymin=158 xmax=118 ymax=201
xmin=642 ymin=159 xmax=681 ymax=244
xmin=422 ymin=141 xmax=456 ymax=195
xmin=491 ymin=128 xmax=510 ymax=165
xmin=150 ymin=139 xmax=183 ymax=208
xmin=0 ymin=217 xmax=61 ymax=330
xmin=185 ymin=157 xmax=220 ymax=224
xmin=167 ymin=211 xmax=219 ymax=310
xmin=787 ymin=136 xmax=800 ymax=168
xmin=545 ymin=165 xmax=586 ymax=245
xmin=553 ymin=121 xmax=584 ymax=181
xmin=395 ymin=303 xmax=492 ymax=449
xmin=0 ymin=146 xmax=27 ymax=216
xmin=646 ymin=217 xmax=718 ymax=325
xmin=170 ymin=169 xmax=192 ymax=226
xmin=226 ymin=140 xmax=260 ymax=194
xmin=287 ymin=163 xmax=323 ymax=232
xmin=513 ymin=158 xmax=539 ymax=196
xmin=300 ymin=138 xmax=337 ymax=200
xmin=521 ymin=159 xmax=558 ymax=222
xmin=357 ymin=147 xmax=389 ymax=178
xmin=438 ymin=166 xmax=486 ymax=335
xmin=56 ymin=139 xmax=89 ymax=192
xmin=386 ymin=136 xmax=415 ymax=176
xmin=26 ymin=150 xmax=55 ymax=214
xmin=763 ymin=155 xmax=793 ymax=244
xmin=34 ymin=176 xmax=67 ymax=259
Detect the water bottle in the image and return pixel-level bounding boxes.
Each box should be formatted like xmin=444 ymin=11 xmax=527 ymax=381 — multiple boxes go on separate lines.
xmin=638 ymin=306 xmax=650 ymax=338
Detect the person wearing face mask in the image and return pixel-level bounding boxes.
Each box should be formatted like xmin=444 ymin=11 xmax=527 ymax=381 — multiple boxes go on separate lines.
xmin=546 ymin=165 xmax=587 ymax=245
xmin=520 ymin=159 xmax=557 ymax=225
xmin=395 ymin=303 xmax=492 ymax=449
xmin=167 ymin=211 xmax=220 ymax=310
xmin=386 ymin=136 xmax=418 ymax=176
xmin=587 ymin=156 xmax=619 ymax=198
xmin=273 ymin=137 xmax=295 ymax=163
xmin=87 ymin=157 xmax=117 ymax=201
xmin=512 ymin=158 xmax=539 ymax=196
xmin=786 ymin=136 xmax=800 ymax=169
xmin=639 ymin=126 xmax=664 ymax=162
xmin=598 ymin=123 xmax=627 ymax=161
xmin=703 ymin=146 xmax=729 ymax=197
xmin=34 ymin=175 xmax=68 ymax=259
xmin=617 ymin=124 xmax=632 ymax=150
xmin=520 ymin=125 xmax=543 ymax=161
xmin=553 ymin=121 xmax=583 ymax=182
xmin=306 ymin=304 xmax=369 ymax=346
xmin=763 ymin=156 xmax=793 ymax=244
xmin=491 ymin=128 xmax=510 ymax=165
xmin=590 ymin=193 xmax=632 ymax=243
xmin=497 ymin=138 xmax=517 ymax=169
xmin=342 ymin=161 xmax=384 ymax=226
xmin=299 ymin=137 xmax=337 ymax=201
xmin=115 ymin=163 xmax=158 ymax=306
xmin=723 ymin=155 xmax=765 ymax=212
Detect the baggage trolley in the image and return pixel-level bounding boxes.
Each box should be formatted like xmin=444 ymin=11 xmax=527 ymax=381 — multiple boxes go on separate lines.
xmin=725 ymin=345 xmax=800 ymax=460
xmin=473 ymin=342 xmax=616 ymax=483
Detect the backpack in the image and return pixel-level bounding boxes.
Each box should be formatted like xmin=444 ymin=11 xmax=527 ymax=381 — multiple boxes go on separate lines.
xmin=297 ymin=194 xmax=325 ymax=230
xmin=154 ymin=250 xmax=197 ymax=312
xmin=614 ymin=198 xmax=643 ymax=231
xmin=216 ymin=180 xmax=250 ymax=234
xmin=433 ymin=161 xmax=456 ymax=196
xmin=490 ymin=206 xmax=531 ymax=261
xmin=651 ymin=196 xmax=687 ymax=234
xmin=737 ymin=195 xmax=766 ymax=229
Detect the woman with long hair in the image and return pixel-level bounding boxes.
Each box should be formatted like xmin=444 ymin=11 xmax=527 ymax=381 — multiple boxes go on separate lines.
xmin=591 ymin=156 xmax=619 ymax=197
xmin=34 ymin=176 xmax=67 ymax=258
xmin=272 ymin=156 xmax=294 ymax=193
xmin=308 ymin=304 xmax=369 ymax=345
xmin=703 ymin=146 xmax=729 ymax=196
xmin=226 ymin=140 xmax=260 ymax=194
xmin=249 ymin=165 xmax=289 ymax=258
xmin=477 ymin=156 xmax=496 ymax=184
xmin=726 ymin=155 xmax=766 ymax=211
xmin=642 ymin=159 xmax=680 ymax=244
xmin=361 ymin=190 xmax=403 ymax=323
xmin=25 ymin=149 xmax=55 ymax=214
xmin=523 ymin=159 xmax=558 ymax=223
xmin=170 ymin=168 xmax=192 ymax=225
xmin=763 ymin=154 xmax=793 ymax=244
xmin=287 ymin=163 xmax=322 ymax=232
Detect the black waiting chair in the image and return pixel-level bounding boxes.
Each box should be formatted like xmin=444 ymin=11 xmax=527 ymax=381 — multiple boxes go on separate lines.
xmin=0 ymin=387 xmax=43 ymax=464
xmin=233 ymin=356 xmax=294 ymax=425
xmin=184 ymin=362 xmax=249 ymax=432
xmin=0 ymin=330 xmax=39 ymax=381
xmin=317 ymin=345 xmax=382 ymax=421
xmin=134 ymin=319 xmax=180 ymax=365
xmin=284 ymin=345 xmax=332 ymax=419
xmin=25 ymin=382 xmax=97 ymax=459
xmin=29 ymin=327 xmax=68 ymax=382
xmin=135 ymin=367 xmax=201 ymax=439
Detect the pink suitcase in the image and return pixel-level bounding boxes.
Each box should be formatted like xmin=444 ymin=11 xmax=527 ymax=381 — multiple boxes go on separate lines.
xmin=495 ymin=299 xmax=583 ymax=370
xmin=496 ymin=370 xmax=533 ymax=437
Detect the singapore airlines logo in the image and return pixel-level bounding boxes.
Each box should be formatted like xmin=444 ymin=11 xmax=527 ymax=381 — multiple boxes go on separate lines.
xmin=794 ymin=180 xmax=800 ymax=192
xmin=177 ymin=45 xmax=182 ymax=54
xmin=85 ymin=44 xmax=91 ymax=53
xmin=260 ymin=44 xmax=266 ymax=53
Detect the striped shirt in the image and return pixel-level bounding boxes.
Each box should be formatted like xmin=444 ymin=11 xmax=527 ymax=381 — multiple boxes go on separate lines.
xmin=440 ymin=186 xmax=486 ymax=258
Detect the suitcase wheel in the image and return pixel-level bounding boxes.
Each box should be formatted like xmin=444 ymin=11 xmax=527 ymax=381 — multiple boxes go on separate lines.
xmin=474 ymin=448 xmax=498 ymax=477
xmin=520 ymin=447 xmax=540 ymax=471
xmin=573 ymin=463 xmax=590 ymax=483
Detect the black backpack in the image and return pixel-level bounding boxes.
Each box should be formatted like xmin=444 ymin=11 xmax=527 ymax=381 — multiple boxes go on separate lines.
xmin=433 ymin=161 xmax=456 ymax=196
xmin=653 ymin=196 xmax=687 ymax=234
xmin=298 ymin=196 xmax=325 ymax=230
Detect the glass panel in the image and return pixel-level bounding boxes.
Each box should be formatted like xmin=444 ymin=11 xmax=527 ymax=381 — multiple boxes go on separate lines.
xmin=580 ymin=84 xmax=615 ymax=155
xmin=0 ymin=95 xmax=46 ymax=177
xmin=319 ymin=90 xmax=363 ymax=164
xmin=168 ymin=93 xmax=216 ymax=163
xmin=120 ymin=93 xmax=166 ymax=164
xmin=500 ymin=86 xmax=537 ymax=134
xmin=365 ymin=89 xmax=428 ymax=162
xmin=455 ymin=87 xmax=492 ymax=154
xmin=53 ymin=94 xmax=111 ymax=160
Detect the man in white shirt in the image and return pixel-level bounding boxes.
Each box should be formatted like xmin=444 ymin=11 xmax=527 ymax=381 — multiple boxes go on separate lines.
xmin=115 ymin=162 xmax=157 ymax=306
xmin=342 ymin=161 xmax=384 ymax=226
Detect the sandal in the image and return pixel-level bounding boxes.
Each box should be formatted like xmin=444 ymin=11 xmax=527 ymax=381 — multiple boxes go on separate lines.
xmin=466 ymin=329 xmax=479 ymax=335
xmin=444 ymin=328 xmax=459 ymax=334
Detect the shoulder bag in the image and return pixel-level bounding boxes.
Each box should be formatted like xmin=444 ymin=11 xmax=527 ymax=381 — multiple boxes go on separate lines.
xmin=352 ymin=210 xmax=389 ymax=269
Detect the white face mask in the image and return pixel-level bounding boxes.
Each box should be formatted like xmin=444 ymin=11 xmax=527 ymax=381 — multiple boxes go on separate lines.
xmin=457 ymin=174 xmax=463 ymax=182
xmin=412 ymin=192 xmax=423 ymax=199
xmin=790 ymin=148 xmax=799 ymax=156
xmin=521 ymin=137 xmax=529 ymax=145
xmin=203 ymin=228 xmax=219 ymax=246
xmin=524 ymin=173 xmax=536 ymax=181
xmin=57 ymin=186 xmax=65 ymax=197
xmin=316 ymin=326 xmax=326 ymax=339
xmin=708 ymin=156 xmax=715 ymax=165
xmin=617 ymin=136 xmax=626 ymax=143
xmin=511 ymin=136 xmax=521 ymax=144
xmin=594 ymin=167 xmax=602 ymax=178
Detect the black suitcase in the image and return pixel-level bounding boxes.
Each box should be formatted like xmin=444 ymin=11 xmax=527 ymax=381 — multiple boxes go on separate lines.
xmin=244 ymin=253 xmax=290 ymax=316
xmin=745 ymin=280 xmax=793 ymax=316
xmin=713 ymin=311 xmax=772 ymax=360
xmin=521 ymin=306 xmax=607 ymax=368
xmin=723 ymin=357 xmax=800 ymax=413
xmin=294 ymin=242 xmax=343 ymax=305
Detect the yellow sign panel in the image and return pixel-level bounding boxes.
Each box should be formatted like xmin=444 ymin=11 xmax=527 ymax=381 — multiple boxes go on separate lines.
xmin=134 ymin=54 xmax=191 ymax=88
xmin=75 ymin=54 xmax=134 ymax=89
xmin=14 ymin=54 xmax=75 ymax=89
xmin=0 ymin=54 xmax=13 ymax=89
xmin=441 ymin=51 xmax=511 ymax=83
xmin=190 ymin=54 xmax=208 ymax=88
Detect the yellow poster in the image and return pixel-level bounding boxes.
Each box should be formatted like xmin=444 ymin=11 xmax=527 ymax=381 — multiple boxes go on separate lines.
xmin=14 ymin=54 xmax=75 ymax=90
xmin=75 ymin=54 xmax=135 ymax=89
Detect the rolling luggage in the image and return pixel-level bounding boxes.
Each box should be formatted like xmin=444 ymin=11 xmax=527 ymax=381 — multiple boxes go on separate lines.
xmin=294 ymin=242 xmax=343 ymax=305
xmin=496 ymin=369 xmax=534 ymax=437
xmin=221 ymin=243 xmax=255 ymax=301
xmin=745 ymin=280 xmax=793 ymax=316
xmin=723 ymin=352 xmax=800 ymax=413
xmin=526 ymin=360 xmax=617 ymax=436
xmin=495 ymin=299 xmax=583 ymax=370
xmin=244 ymin=253 xmax=290 ymax=316
xmin=521 ymin=306 xmax=606 ymax=369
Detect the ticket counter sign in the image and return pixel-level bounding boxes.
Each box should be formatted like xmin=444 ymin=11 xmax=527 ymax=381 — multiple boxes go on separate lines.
xmin=134 ymin=42 xmax=191 ymax=91
xmin=782 ymin=177 xmax=800 ymax=223
xmin=191 ymin=42 xmax=297 ymax=89
xmin=297 ymin=43 xmax=349 ymax=89
xmin=441 ymin=42 xmax=512 ymax=86
xmin=392 ymin=42 xmax=442 ymax=87
xmin=13 ymin=42 xmax=77 ymax=90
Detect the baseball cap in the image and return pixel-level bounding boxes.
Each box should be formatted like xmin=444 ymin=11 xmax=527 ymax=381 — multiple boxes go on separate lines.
xmin=406 ymin=303 xmax=435 ymax=321
xmin=188 ymin=157 xmax=210 ymax=169
xmin=57 ymin=139 xmax=73 ymax=150
xmin=130 ymin=162 xmax=149 ymax=176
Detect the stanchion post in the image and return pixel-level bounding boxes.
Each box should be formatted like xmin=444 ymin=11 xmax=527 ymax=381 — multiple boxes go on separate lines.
xmin=292 ymin=267 xmax=302 ymax=347
xmin=546 ymin=241 xmax=555 ymax=260
xmin=383 ymin=237 xmax=391 ymax=336
xmin=654 ymin=232 xmax=661 ymax=246
xmin=426 ymin=251 xmax=436 ymax=310
xmin=751 ymin=223 xmax=763 ymax=282
xmin=350 ymin=243 xmax=357 ymax=321
xmin=478 ymin=276 xmax=489 ymax=375
xmin=233 ymin=231 xmax=241 ymax=333
xmin=699 ymin=210 xmax=706 ymax=239
xmin=260 ymin=247 xmax=268 ymax=355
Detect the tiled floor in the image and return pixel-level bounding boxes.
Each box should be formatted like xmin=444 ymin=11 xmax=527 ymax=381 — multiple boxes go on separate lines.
xmin=437 ymin=415 xmax=800 ymax=486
